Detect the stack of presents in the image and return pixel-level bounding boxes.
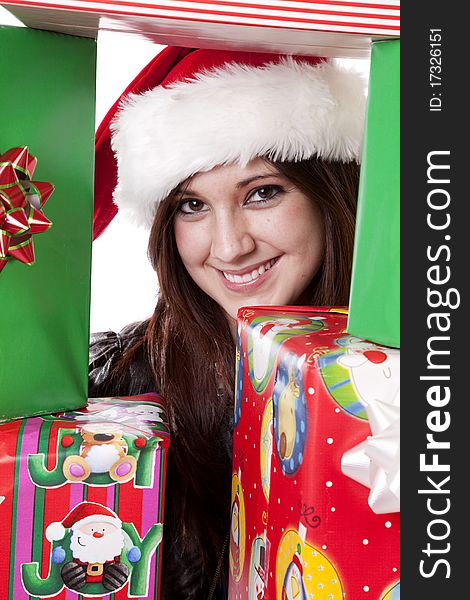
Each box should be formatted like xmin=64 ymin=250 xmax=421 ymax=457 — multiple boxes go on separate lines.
xmin=0 ymin=2 xmax=399 ymax=598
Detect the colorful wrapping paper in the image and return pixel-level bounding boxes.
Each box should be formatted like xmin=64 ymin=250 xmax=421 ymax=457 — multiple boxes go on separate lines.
xmin=0 ymin=394 xmax=169 ymax=600
xmin=229 ymin=307 xmax=400 ymax=600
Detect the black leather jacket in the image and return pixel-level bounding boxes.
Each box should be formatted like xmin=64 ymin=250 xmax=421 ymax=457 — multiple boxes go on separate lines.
xmin=89 ymin=322 xmax=229 ymax=599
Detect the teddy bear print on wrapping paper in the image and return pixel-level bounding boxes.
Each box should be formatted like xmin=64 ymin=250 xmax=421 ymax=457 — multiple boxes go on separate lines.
xmin=27 ymin=402 xmax=165 ymax=489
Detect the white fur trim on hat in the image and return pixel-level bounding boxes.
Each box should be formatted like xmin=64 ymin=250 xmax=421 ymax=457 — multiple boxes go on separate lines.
xmin=111 ymin=58 xmax=367 ymax=229
xmin=46 ymin=522 xmax=66 ymax=542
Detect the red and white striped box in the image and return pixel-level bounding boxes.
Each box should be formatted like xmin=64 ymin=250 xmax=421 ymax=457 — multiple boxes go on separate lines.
xmin=1 ymin=1 xmax=399 ymax=58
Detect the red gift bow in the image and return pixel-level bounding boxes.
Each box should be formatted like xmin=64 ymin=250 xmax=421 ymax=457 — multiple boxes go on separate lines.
xmin=0 ymin=147 xmax=54 ymax=273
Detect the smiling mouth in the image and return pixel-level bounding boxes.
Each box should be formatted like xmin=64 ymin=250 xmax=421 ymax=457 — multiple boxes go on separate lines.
xmin=77 ymin=537 xmax=86 ymax=547
xmin=222 ymin=258 xmax=279 ymax=284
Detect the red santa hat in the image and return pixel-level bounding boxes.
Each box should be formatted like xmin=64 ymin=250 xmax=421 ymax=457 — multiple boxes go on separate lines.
xmin=45 ymin=501 xmax=122 ymax=542
xmin=94 ymin=47 xmax=366 ymax=237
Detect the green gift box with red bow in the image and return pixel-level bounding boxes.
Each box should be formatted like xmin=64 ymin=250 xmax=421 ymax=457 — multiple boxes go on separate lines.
xmin=0 ymin=25 xmax=96 ymax=420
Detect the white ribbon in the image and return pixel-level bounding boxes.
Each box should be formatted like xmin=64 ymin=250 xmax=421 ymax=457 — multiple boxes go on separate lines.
xmin=341 ymin=393 xmax=400 ymax=514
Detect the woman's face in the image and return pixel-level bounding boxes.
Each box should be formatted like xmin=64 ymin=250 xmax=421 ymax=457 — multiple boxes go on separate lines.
xmin=173 ymin=158 xmax=324 ymax=323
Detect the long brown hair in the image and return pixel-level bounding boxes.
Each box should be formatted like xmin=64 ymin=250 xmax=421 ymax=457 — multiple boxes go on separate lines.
xmin=119 ymin=156 xmax=359 ymax=595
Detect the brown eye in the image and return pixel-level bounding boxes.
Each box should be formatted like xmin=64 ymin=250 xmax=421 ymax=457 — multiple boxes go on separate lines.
xmin=257 ymin=187 xmax=276 ymax=199
xmin=179 ymin=199 xmax=208 ymax=214
xmin=188 ymin=200 xmax=204 ymax=211
xmin=248 ymin=185 xmax=283 ymax=204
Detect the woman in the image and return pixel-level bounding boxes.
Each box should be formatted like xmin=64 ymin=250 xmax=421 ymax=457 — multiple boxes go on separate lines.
xmin=90 ymin=47 xmax=365 ymax=599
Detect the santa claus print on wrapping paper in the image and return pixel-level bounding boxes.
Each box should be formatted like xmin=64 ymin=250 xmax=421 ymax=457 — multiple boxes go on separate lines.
xmin=21 ymin=501 xmax=163 ymax=597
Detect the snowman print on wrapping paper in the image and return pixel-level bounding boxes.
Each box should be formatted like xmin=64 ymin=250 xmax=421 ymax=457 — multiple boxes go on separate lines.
xmin=319 ymin=336 xmax=400 ymax=419
xmin=272 ymin=353 xmax=308 ymax=475
xmin=247 ymin=315 xmax=324 ymax=394
xmin=276 ymin=529 xmax=343 ymax=600
xmin=281 ymin=551 xmax=308 ymax=600
xmin=248 ymin=536 xmax=268 ymax=600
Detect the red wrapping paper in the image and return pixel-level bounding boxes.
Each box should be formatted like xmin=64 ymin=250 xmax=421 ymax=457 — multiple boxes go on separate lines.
xmin=229 ymin=307 xmax=400 ymax=600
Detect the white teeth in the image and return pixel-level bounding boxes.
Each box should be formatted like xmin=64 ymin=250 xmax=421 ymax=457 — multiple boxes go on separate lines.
xmin=223 ymin=258 xmax=277 ymax=283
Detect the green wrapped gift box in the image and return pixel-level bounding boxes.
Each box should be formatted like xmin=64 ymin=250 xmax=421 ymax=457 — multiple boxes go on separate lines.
xmin=347 ymin=39 xmax=400 ymax=348
xmin=0 ymin=26 xmax=96 ymax=420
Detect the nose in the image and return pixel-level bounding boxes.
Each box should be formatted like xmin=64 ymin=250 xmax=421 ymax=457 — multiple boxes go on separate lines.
xmin=93 ymin=531 xmax=104 ymax=538
xmin=93 ymin=433 xmax=114 ymax=442
xmin=210 ymin=211 xmax=255 ymax=264
xmin=363 ymin=350 xmax=387 ymax=364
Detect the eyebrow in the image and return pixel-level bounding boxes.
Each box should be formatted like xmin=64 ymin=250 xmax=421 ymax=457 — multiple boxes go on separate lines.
xmin=177 ymin=173 xmax=280 ymax=197
xmin=235 ymin=174 xmax=280 ymax=189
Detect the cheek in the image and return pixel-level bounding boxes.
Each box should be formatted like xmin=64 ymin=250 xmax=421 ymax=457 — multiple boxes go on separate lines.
xmin=80 ymin=524 xmax=93 ymax=535
xmin=174 ymin=220 xmax=209 ymax=269
xmin=273 ymin=201 xmax=324 ymax=259
xmin=103 ymin=525 xmax=116 ymax=535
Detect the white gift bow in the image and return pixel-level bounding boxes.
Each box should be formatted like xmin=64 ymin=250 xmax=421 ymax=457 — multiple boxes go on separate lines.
xmin=341 ymin=395 xmax=400 ymax=514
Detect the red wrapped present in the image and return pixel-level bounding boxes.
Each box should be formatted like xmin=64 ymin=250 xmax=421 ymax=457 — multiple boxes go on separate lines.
xmin=2 ymin=1 xmax=400 ymax=58
xmin=0 ymin=393 xmax=169 ymax=599
xmin=229 ymin=307 xmax=400 ymax=600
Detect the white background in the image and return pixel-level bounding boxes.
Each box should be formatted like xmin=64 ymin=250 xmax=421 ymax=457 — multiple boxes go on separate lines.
xmin=1 ymin=7 xmax=369 ymax=334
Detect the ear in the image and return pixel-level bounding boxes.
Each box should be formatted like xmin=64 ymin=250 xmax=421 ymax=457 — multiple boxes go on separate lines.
xmin=337 ymin=353 xmax=367 ymax=369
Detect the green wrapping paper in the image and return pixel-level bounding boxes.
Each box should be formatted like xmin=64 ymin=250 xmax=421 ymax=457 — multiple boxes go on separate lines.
xmin=347 ymin=40 xmax=400 ymax=348
xmin=0 ymin=26 xmax=96 ymax=420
